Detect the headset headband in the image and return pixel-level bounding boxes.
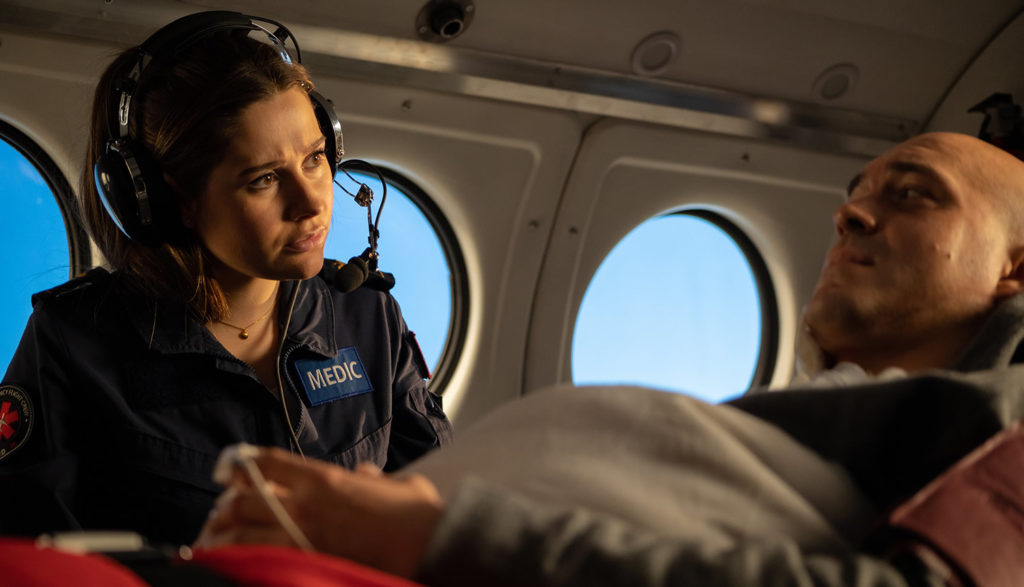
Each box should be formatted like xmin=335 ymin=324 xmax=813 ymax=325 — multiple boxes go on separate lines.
xmin=110 ymin=11 xmax=302 ymax=142
xmin=95 ymin=10 xmax=345 ymax=245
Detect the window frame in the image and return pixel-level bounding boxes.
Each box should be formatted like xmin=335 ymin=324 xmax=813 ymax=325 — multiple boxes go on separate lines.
xmin=370 ymin=166 xmax=469 ymax=396
xmin=677 ymin=209 xmax=778 ymax=389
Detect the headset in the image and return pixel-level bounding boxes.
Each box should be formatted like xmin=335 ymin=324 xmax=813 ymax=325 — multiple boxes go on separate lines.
xmin=93 ymin=11 xmax=345 ymax=246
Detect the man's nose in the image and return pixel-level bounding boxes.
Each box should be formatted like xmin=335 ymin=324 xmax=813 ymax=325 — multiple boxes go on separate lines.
xmin=833 ymin=200 xmax=877 ymax=236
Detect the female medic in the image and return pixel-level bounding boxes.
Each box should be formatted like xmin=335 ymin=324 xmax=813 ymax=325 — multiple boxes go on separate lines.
xmin=0 ymin=11 xmax=452 ymax=545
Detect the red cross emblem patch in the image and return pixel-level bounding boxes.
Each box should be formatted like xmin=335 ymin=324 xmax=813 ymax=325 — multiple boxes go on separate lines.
xmin=0 ymin=385 xmax=33 ymax=462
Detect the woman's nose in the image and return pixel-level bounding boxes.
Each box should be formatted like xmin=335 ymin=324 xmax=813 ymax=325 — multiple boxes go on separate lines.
xmin=288 ymin=175 xmax=330 ymax=220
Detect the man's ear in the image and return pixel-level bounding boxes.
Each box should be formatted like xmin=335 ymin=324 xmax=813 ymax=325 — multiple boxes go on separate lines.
xmin=995 ymin=247 xmax=1024 ymax=299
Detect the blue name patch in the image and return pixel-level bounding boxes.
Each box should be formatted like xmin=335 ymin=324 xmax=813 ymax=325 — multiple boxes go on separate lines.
xmin=293 ymin=347 xmax=373 ymax=406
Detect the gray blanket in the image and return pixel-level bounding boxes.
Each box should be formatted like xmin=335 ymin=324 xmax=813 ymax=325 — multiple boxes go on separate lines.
xmin=410 ymin=385 xmax=875 ymax=554
xmin=406 ymin=295 xmax=1024 ymax=585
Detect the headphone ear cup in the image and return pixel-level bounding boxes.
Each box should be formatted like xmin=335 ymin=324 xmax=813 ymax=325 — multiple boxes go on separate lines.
xmin=94 ymin=141 xmax=175 ymax=246
xmin=309 ymin=89 xmax=343 ymax=176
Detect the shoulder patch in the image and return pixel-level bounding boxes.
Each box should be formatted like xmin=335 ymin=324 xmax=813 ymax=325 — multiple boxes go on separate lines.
xmin=407 ymin=331 xmax=432 ymax=380
xmin=0 ymin=385 xmax=34 ymax=462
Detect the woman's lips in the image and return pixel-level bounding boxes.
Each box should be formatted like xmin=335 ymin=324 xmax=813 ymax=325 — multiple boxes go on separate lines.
xmin=286 ymin=228 xmax=326 ymax=252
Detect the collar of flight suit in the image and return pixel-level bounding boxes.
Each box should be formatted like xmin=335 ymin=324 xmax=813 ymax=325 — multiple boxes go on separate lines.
xmin=120 ymin=274 xmax=341 ymax=362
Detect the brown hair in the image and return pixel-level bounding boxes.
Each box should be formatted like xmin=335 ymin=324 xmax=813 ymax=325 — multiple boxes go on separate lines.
xmin=80 ymin=33 xmax=313 ymax=322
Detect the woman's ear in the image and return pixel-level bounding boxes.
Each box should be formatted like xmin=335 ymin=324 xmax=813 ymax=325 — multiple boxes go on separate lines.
xmin=180 ymin=199 xmax=199 ymax=229
xmin=995 ymin=247 xmax=1024 ymax=300
xmin=165 ymin=173 xmax=198 ymax=229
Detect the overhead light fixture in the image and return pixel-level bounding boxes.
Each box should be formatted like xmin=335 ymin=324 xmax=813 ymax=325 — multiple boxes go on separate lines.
xmin=631 ymin=31 xmax=681 ymax=77
xmin=812 ymin=63 xmax=859 ymax=101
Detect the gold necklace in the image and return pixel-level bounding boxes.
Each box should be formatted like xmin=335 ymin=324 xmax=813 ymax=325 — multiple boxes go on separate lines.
xmin=217 ymin=302 xmax=276 ymax=340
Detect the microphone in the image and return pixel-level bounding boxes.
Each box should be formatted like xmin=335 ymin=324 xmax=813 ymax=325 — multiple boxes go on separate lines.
xmin=329 ymin=159 xmax=395 ymax=292
xmin=327 ymin=248 xmax=396 ymax=293
xmin=331 ymin=249 xmax=371 ymax=293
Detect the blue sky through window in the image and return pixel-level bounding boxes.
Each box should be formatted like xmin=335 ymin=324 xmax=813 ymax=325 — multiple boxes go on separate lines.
xmin=572 ymin=213 xmax=763 ymax=403
xmin=0 ymin=140 xmax=72 ymax=372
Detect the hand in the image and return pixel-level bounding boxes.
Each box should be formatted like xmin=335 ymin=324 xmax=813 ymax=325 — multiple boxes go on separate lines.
xmin=195 ymin=447 xmax=444 ymax=578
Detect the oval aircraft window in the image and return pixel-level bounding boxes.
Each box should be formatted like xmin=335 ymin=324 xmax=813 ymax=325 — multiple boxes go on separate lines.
xmin=328 ymin=168 xmax=466 ymax=392
xmin=572 ymin=210 xmax=776 ymax=402
xmin=0 ymin=122 xmax=83 ymax=371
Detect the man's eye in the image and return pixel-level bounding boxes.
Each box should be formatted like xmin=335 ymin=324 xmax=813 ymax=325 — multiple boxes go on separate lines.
xmin=898 ymin=187 xmax=929 ymax=201
xmin=249 ymin=173 xmax=277 ymax=189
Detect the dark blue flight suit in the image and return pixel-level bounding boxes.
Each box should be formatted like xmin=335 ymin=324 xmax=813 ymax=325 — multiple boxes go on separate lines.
xmin=0 ymin=263 xmax=453 ymax=545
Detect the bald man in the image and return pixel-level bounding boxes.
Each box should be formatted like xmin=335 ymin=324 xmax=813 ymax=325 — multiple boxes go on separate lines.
xmin=805 ymin=132 xmax=1024 ymax=375
xmin=199 ymin=133 xmax=1024 ymax=586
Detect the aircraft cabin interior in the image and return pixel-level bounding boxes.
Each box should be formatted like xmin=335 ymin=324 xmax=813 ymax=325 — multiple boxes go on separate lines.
xmin=1 ymin=1 xmax=1024 ymax=583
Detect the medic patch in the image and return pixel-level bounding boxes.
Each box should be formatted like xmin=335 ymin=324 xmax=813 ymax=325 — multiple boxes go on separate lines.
xmin=292 ymin=347 xmax=373 ymax=406
xmin=0 ymin=385 xmax=34 ymax=462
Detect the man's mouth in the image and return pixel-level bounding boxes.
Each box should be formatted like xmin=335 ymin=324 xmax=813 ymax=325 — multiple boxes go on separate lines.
xmin=826 ymin=248 xmax=873 ymax=268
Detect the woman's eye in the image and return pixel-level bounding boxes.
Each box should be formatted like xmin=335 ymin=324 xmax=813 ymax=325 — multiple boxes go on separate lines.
xmin=249 ymin=173 xmax=277 ymax=189
xmin=305 ymin=150 xmax=326 ymax=169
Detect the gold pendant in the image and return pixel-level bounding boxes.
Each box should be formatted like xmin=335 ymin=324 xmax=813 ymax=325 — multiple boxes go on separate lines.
xmin=239 ymin=330 xmax=249 ymax=340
